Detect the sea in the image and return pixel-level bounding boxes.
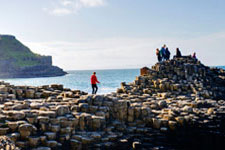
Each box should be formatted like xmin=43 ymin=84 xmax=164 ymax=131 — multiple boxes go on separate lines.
xmin=0 ymin=69 xmax=139 ymax=94
xmin=1 ymin=66 xmax=224 ymax=94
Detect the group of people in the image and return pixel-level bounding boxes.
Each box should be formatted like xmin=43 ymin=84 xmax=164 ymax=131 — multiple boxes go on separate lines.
xmin=156 ymin=44 xmax=171 ymax=62
xmin=91 ymin=45 xmax=197 ymax=95
xmin=156 ymin=45 xmax=196 ymax=62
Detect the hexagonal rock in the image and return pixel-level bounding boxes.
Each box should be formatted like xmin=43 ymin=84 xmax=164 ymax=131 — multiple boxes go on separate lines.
xmin=36 ymin=147 xmax=51 ymax=150
xmin=70 ymin=139 xmax=82 ymax=150
xmin=7 ymin=121 xmax=19 ymax=131
xmin=28 ymin=136 xmax=40 ymax=147
xmin=50 ymin=84 xmax=63 ymax=90
xmin=30 ymin=103 xmax=43 ymax=109
xmin=37 ymin=116 xmax=50 ymax=124
xmin=0 ymin=85 xmax=8 ymax=92
xmin=38 ymin=111 xmax=56 ymax=118
xmin=158 ymin=100 xmax=167 ymax=108
xmin=9 ymin=132 xmax=20 ymax=142
xmin=25 ymin=89 xmax=35 ymax=98
xmin=56 ymin=105 xmax=70 ymax=116
xmin=44 ymin=132 xmax=56 ymax=140
xmin=6 ymin=111 xmax=25 ymax=120
xmin=182 ymin=105 xmax=193 ymax=113
xmin=0 ymin=128 xmax=9 ymax=135
xmin=46 ymin=140 xmax=58 ymax=148
xmin=18 ymin=124 xmax=37 ymax=139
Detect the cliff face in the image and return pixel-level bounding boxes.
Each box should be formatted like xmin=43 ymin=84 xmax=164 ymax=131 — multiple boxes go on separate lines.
xmin=0 ymin=34 xmax=67 ymax=78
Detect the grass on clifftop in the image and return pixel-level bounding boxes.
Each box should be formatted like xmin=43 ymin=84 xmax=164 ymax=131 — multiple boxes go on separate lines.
xmin=0 ymin=35 xmax=46 ymax=67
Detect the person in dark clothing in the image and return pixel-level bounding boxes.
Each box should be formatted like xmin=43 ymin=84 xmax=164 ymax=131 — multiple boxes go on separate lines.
xmin=176 ymin=48 xmax=182 ymax=57
xmin=91 ymin=72 xmax=100 ymax=94
xmin=192 ymin=52 xmax=196 ymax=59
xmin=160 ymin=45 xmax=166 ymax=61
xmin=165 ymin=47 xmax=171 ymax=60
xmin=156 ymin=48 xmax=161 ymax=62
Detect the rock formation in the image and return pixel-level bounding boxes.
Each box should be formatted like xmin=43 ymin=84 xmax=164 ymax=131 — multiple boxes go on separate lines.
xmin=0 ymin=56 xmax=225 ymax=149
xmin=0 ymin=35 xmax=67 ymax=78
xmin=0 ymin=136 xmax=20 ymax=150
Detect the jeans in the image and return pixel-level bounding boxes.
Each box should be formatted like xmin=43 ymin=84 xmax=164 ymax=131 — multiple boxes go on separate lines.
xmin=92 ymin=84 xmax=98 ymax=94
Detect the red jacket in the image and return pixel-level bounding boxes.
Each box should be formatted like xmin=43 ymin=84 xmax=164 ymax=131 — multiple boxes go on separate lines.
xmin=91 ymin=75 xmax=100 ymax=84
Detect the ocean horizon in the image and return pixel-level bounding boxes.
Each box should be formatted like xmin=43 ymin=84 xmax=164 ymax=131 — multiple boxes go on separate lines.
xmin=0 ymin=68 xmax=140 ymax=94
xmin=1 ymin=66 xmax=224 ymax=94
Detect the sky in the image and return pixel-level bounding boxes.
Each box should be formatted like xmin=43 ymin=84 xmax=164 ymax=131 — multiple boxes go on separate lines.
xmin=0 ymin=0 xmax=225 ymax=70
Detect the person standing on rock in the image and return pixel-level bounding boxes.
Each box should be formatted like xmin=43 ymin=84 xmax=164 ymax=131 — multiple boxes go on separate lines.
xmin=176 ymin=48 xmax=182 ymax=57
xmin=192 ymin=52 xmax=197 ymax=59
xmin=156 ymin=48 xmax=161 ymax=62
xmin=91 ymin=72 xmax=100 ymax=94
xmin=160 ymin=45 xmax=166 ymax=61
xmin=165 ymin=47 xmax=171 ymax=60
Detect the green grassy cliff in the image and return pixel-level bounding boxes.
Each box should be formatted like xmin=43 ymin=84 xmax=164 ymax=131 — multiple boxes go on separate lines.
xmin=0 ymin=35 xmax=67 ymax=78
xmin=0 ymin=35 xmax=46 ymax=67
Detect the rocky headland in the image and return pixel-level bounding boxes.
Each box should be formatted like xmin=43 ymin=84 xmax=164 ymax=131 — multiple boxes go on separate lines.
xmin=0 ymin=35 xmax=67 ymax=78
xmin=0 ymin=56 xmax=225 ymax=150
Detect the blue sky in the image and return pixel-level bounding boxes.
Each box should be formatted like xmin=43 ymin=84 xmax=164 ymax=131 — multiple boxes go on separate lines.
xmin=0 ymin=0 xmax=225 ymax=70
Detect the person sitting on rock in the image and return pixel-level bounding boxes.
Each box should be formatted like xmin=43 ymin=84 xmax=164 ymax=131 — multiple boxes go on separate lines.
xmin=165 ymin=47 xmax=171 ymax=60
xmin=156 ymin=48 xmax=161 ymax=62
xmin=176 ymin=48 xmax=182 ymax=57
xmin=160 ymin=44 xmax=166 ymax=61
xmin=91 ymin=72 xmax=100 ymax=94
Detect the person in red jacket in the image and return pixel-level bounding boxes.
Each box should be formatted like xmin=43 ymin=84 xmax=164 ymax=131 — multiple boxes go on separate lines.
xmin=91 ymin=72 xmax=100 ymax=94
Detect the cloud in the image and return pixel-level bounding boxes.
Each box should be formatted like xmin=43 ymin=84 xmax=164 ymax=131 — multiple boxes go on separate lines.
xmin=80 ymin=0 xmax=105 ymax=7
xmin=24 ymin=32 xmax=225 ymax=70
xmin=45 ymin=0 xmax=106 ymax=16
xmin=50 ymin=8 xmax=72 ymax=16
xmin=61 ymin=0 xmax=74 ymax=6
